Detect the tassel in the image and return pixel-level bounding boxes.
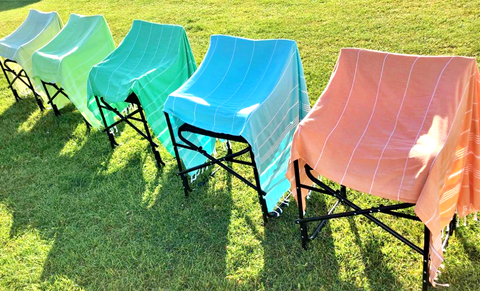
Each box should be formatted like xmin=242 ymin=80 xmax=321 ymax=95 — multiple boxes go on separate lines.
xmin=456 ymin=217 xmax=460 ymax=228
xmin=464 ymin=216 xmax=467 ymax=226
xmin=306 ymin=190 xmax=312 ymax=200
xmin=475 ymin=211 xmax=478 ymax=221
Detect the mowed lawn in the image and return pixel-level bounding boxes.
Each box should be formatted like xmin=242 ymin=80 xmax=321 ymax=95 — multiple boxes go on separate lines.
xmin=1 ymin=0 xmax=479 ymax=290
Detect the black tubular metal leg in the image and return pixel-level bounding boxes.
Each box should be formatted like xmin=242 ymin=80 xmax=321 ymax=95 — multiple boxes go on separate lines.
xmin=249 ymin=148 xmax=269 ymax=225
xmin=138 ymin=103 xmax=164 ymax=168
xmin=294 ymin=160 xmax=308 ymax=249
xmin=164 ymin=112 xmax=191 ymax=196
xmin=294 ymin=161 xmax=445 ymax=290
xmin=422 ymin=226 xmax=431 ymax=291
xmin=166 ymin=116 xmax=276 ymax=223
xmin=41 ymin=80 xmax=60 ymax=116
xmin=25 ymin=73 xmax=44 ymax=111
xmin=95 ymin=96 xmax=118 ymax=149
xmin=226 ymin=140 xmax=233 ymax=156
xmin=0 ymin=59 xmax=20 ymax=102
xmin=82 ymin=115 xmax=91 ymax=133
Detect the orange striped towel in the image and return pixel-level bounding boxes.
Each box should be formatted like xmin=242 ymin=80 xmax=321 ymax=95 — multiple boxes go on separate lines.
xmin=286 ymin=48 xmax=480 ymax=285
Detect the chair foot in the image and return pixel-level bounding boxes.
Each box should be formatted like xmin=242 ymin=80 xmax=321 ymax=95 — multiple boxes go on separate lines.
xmin=180 ymin=174 xmax=191 ymax=197
xmin=152 ymin=149 xmax=165 ymax=168
xmin=12 ymin=89 xmax=21 ymax=102
xmin=52 ymin=104 xmax=60 ymax=116
xmin=107 ymin=132 xmax=118 ymax=149
xmin=35 ymin=96 xmax=45 ymax=111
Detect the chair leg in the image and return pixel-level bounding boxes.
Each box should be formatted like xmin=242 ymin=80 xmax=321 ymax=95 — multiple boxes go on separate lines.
xmin=249 ymin=147 xmax=268 ymax=225
xmin=294 ymin=160 xmax=309 ymax=250
xmin=95 ymin=96 xmax=119 ymax=149
xmin=11 ymin=88 xmax=20 ymax=102
xmin=82 ymin=116 xmax=91 ymax=134
xmin=165 ymin=112 xmax=191 ymax=196
xmin=25 ymin=73 xmax=44 ymax=111
xmin=0 ymin=60 xmax=21 ymax=102
xmin=41 ymin=81 xmax=60 ymax=116
xmin=34 ymin=94 xmax=45 ymax=111
xmin=137 ymin=103 xmax=164 ymax=168
xmin=422 ymin=226 xmax=431 ymax=291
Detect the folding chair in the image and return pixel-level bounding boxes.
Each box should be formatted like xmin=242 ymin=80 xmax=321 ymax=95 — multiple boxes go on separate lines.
xmin=164 ymin=35 xmax=310 ymax=224
xmin=86 ymin=21 xmax=197 ymax=168
xmin=0 ymin=9 xmax=62 ymax=110
xmin=31 ymin=14 xmax=115 ymax=128
xmin=287 ymin=48 xmax=480 ymax=290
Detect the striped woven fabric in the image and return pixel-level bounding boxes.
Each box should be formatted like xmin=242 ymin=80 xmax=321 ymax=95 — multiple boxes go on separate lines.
xmin=32 ymin=14 xmax=115 ymax=127
xmin=86 ymin=20 xmax=197 ymax=149
xmin=287 ymin=48 xmax=480 ymax=284
xmin=164 ymin=35 xmax=310 ymax=212
xmin=0 ymin=9 xmax=62 ymax=98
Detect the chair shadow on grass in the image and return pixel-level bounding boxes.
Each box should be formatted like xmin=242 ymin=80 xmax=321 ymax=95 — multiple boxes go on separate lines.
xmin=259 ymin=192 xmax=363 ymax=291
xmin=1 ymin=91 xmax=236 ymax=289
xmin=0 ymin=0 xmax=40 ymax=13
xmin=345 ymin=216 xmax=402 ymax=290
xmin=0 ymin=99 xmax=434 ymax=290
xmin=442 ymin=228 xmax=480 ymax=290
xmin=0 ymin=98 xmax=111 ymax=240
xmin=34 ymin=127 xmax=234 ymax=289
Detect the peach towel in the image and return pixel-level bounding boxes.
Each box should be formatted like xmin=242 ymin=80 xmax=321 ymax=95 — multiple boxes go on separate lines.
xmin=286 ymin=48 xmax=480 ymax=284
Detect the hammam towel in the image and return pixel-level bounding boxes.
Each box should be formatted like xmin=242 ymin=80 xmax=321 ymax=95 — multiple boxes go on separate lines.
xmin=165 ymin=35 xmax=310 ymax=212
xmin=287 ymin=48 xmax=480 ymax=284
xmin=0 ymin=9 xmax=62 ymax=97
xmin=32 ymin=14 xmax=115 ymax=127
xmin=87 ymin=20 xmax=196 ymax=139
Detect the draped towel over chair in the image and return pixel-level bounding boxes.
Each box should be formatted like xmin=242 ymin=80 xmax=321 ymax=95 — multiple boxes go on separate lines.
xmin=86 ymin=20 xmax=197 ymax=138
xmin=287 ymin=48 xmax=480 ymax=284
xmin=32 ymin=14 xmax=115 ymax=127
xmin=0 ymin=9 xmax=62 ymax=99
xmin=165 ymin=35 xmax=310 ymax=212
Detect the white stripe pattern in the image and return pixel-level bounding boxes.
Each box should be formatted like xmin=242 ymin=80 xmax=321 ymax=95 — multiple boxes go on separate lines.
xmin=369 ymin=57 xmax=419 ymax=193
xmin=340 ymin=53 xmax=389 ymax=184
xmin=397 ymin=57 xmax=454 ymax=199
xmin=314 ymin=50 xmax=362 ymax=169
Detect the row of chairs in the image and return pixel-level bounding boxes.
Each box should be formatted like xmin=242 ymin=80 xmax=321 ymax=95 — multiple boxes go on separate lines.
xmin=1 ymin=9 xmax=479 ymax=290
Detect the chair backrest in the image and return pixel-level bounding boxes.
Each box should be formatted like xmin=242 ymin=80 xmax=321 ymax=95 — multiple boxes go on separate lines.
xmin=34 ymin=14 xmax=112 ymax=58
xmin=0 ymin=9 xmax=60 ymax=59
xmin=178 ymin=35 xmax=298 ymax=99
xmin=111 ymin=20 xmax=187 ymax=64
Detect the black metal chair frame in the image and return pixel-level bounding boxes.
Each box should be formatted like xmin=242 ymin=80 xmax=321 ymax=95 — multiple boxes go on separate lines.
xmin=94 ymin=93 xmax=164 ymax=168
xmin=40 ymin=80 xmax=91 ymax=130
xmin=164 ymin=112 xmax=281 ymax=225
xmin=0 ymin=58 xmax=44 ymax=110
xmin=293 ymin=161 xmax=457 ymax=291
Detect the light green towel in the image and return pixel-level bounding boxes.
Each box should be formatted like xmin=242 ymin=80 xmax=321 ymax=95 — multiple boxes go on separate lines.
xmin=32 ymin=14 xmax=115 ymax=127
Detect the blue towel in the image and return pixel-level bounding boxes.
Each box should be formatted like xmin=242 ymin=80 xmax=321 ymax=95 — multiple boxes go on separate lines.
xmin=164 ymin=35 xmax=310 ymax=212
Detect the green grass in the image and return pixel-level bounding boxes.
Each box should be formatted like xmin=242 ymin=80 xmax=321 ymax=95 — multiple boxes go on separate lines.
xmin=1 ymin=0 xmax=479 ymax=290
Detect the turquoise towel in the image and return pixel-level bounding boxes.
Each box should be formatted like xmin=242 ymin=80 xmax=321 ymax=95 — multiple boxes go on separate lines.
xmin=87 ymin=20 xmax=200 ymax=158
xmin=164 ymin=35 xmax=310 ymax=211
